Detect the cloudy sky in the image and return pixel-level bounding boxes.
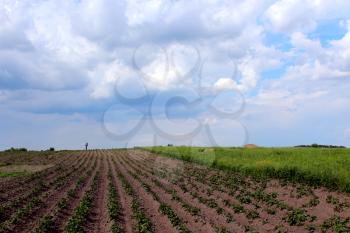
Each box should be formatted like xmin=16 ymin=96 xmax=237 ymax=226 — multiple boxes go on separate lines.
xmin=1 ymin=0 xmax=350 ymax=150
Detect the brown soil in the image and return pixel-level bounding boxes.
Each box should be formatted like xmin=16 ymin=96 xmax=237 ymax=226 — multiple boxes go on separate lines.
xmin=0 ymin=152 xmax=88 ymax=231
xmin=1 ymin=149 xmax=349 ymax=233
xmin=51 ymin=152 xmax=100 ymax=233
xmin=0 ymin=151 xmax=79 ymax=204
xmin=125 ymin=150 xmax=350 ymax=233
xmin=10 ymin=151 xmax=94 ymax=233
xmin=112 ymin=151 xmax=178 ymax=233
xmin=83 ymin=150 xmax=109 ymax=233
xmin=106 ymin=151 xmax=134 ymax=233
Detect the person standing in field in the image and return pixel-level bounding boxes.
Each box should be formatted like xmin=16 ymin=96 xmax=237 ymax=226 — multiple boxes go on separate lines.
xmin=85 ymin=142 xmax=88 ymax=151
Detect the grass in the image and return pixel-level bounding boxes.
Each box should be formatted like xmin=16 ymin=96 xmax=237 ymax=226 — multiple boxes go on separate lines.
xmin=144 ymin=146 xmax=350 ymax=193
xmin=0 ymin=150 xmax=57 ymax=165
xmin=0 ymin=171 xmax=29 ymax=177
xmin=0 ymin=164 xmax=53 ymax=173
xmin=0 ymin=150 xmax=60 ymax=177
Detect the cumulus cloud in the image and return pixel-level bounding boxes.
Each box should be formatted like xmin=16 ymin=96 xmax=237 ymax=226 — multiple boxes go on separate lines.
xmin=264 ymin=0 xmax=350 ymax=33
xmin=1 ymin=0 xmax=350 ymax=149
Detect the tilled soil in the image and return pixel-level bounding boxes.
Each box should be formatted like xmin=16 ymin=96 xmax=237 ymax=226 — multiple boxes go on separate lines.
xmin=0 ymin=149 xmax=349 ymax=233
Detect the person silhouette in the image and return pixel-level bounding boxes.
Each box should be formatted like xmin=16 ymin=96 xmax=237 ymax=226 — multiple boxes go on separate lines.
xmin=85 ymin=142 xmax=88 ymax=151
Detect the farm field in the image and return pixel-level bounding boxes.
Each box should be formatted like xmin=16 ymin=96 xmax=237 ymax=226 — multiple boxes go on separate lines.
xmin=0 ymin=149 xmax=349 ymax=233
xmin=147 ymin=147 xmax=350 ymax=193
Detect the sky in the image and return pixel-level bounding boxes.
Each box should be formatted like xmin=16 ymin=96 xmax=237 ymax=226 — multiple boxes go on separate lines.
xmin=1 ymin=0 xmax=350 ymax=150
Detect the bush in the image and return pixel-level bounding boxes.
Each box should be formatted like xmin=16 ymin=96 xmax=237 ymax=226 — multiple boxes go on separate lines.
xmin=49 ymin=147 xmax=55 ymax=151
xmin=5 ymin=147 xmax=27 ymax=152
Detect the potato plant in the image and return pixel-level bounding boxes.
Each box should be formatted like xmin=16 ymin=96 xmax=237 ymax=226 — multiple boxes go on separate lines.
xmin=64 ymin=173 xmax=98 ymax=233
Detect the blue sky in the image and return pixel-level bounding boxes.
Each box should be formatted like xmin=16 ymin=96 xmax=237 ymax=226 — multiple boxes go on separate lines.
xmin=1 ymin=0 xmax=350 ymax=150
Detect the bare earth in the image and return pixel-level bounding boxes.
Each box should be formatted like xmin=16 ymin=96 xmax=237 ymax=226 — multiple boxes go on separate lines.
xmin=0 ymin=149 xmax=349 ymax=233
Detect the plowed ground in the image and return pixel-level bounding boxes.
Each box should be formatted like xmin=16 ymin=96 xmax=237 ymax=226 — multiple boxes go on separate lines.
xmin=0 ymin=149 xmax=349 ymax=233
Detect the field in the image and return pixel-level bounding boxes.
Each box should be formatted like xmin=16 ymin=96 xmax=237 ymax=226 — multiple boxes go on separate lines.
xmin=147 ymin=147 xmax=350 ymax=193
xmin=0 ymin=149 xmax=349 ymax=233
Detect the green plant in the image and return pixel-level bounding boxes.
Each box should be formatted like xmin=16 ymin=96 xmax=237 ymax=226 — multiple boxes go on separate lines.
xmin=326 ymin=195 xmax=338 ymax=205
xmin=57 ymin=198 xmax=67 ymax=210
xmin=117 ymin=172 xmax=153 ymax=233
xmin=216 ymin=227 xmax=230 ymax=233
xmin=305 ymin=225 xmax=316 ymax=233
xmin=67 ymin=189 xmax=75 ymax=198
xmin=107 ymin=176 xmax=122 ymax=233
xmin=132 ymin=200 xmax=153 ymax=233
xmin=246 ymin=210 xmax=260 ymax=220
xmin=159 ymin=204 xmax=191 ymax=233
xmin=144 ymin=146 xmax=350 ymax=193
xmin=64 ymin=175 xmax=98 ymax=233
xmin=33 ymin=215 xmax=54 ymax=233
xmin=286 ymin=209 xmax=308 ymax=226
xmin=303 ymin=197 xmax=320 ymax=208
xmin=321 ymin=216 xmax=350 ymax=233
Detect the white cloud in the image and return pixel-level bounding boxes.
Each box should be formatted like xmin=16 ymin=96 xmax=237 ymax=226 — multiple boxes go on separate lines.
xmin=264 ymin=0 xmax=350 ymax=33
xmin=214 ymin=78 xmax=235 ymax=91
xmin=1 ymin=0 xmax=350 ymax=147
xmin=126 ymin=0 xmax=167 ymax=26
xmin=89 ymin=59 xmax=132 ymax=99
xmin=264 ymin=0 xmax=316 ymax=33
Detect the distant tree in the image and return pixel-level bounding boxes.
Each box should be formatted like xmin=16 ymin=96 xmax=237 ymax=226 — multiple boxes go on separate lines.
xmin=5 ymin=147 xmax=27 ymax=152
xmin=294 ymin=144 xmax=346 ymax=149
xmin=49 ymin=147 xmax=55 ymax=151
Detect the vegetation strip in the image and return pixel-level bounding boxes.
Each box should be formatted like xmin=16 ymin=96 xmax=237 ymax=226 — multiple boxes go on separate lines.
xmin=0 ymin=153 xmax=90 ymax=232
xmin=119 ymin=156 xmax=210 ymax=232
xmin=1 ymin=149 xmax=350 ymax=233
xmin=64 ymin=172 xmax=99 ymax=233
xmin=129 ymin=150 xmax=350 ymax=232
xmin=107 ymin=170 xmax=122 ymax=233
xmin=32 ymin=157 xmax=96 ymax=233
xmin=117 ymin=170 xmax=153 ymax=233
xmin=145 ymin=146 xmax=350 ymax=193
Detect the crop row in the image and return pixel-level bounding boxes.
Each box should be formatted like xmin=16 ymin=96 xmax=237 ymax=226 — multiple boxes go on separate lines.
xmin=133 ymin=150 xmax=350 ymax=232
xmin=121 ymin=155 xmax=242 ymax=226
xmin=107 ymin=170 xmax=122 ymax=233
xmin=123 ymin=152 xmax=308 ymax=232
xmin=0 ymin=151 xmax=87 ymax=214
xmin=0 ymin=151 xmax=81 ymax=202
xmin=145 ymin=146 xmax=350 ymax=193
xmin=0 ymin=153 xmax=90 ymax=233
xmin=64 ymin=172 xmax=99 ymax=233
xmin=118 ymin=155 xmax=225 ymax=233
xmin=116 ymin=168 xmax=153 ymax=233
xmin=33 ymin=155 xmax=97 ymax=233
